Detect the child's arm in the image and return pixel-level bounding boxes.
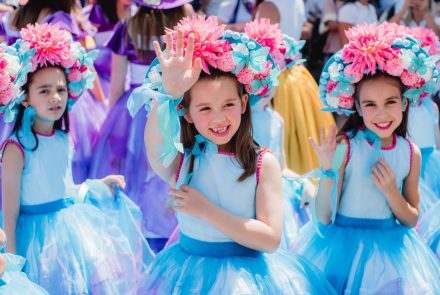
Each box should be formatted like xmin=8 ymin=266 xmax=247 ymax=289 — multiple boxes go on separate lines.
xmin=109 ymin=52 xmax=128 ymax=108
xmin=310 ymin=125 xmax=347 ymax=224
xmin=372 ymin=144 xmax=420 ymax=227
xmin=144 ymin=32 xmax=202 ymax=184
xmin=169 ymin=152 xmax=283 ymax=252
xmin=1 ymin=143 xmax=24 ymax=254
xmin=433 ymin=102 xmax=440 ymax=149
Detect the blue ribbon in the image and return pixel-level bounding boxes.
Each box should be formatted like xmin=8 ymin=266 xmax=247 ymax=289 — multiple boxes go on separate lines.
xmin=293 ymin=144 xmax=347 ymax=237
xmin=127 ymin=85 xmax=185 ymax=167
xmin=183 ymin=135 xmax=218 ymax=185
xmin=359 ymin=129 xmax=382 ymax=176
xmin=18 ymin=106 xmax=37 ymax=150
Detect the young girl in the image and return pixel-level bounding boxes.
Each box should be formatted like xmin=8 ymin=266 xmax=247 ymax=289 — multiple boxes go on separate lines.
xmin=90 ymin=0 xmax=194 ymax=252
xmin=85 ymin=0 xmax=134 ymax=96
xmin=128 ymin=15 xmax=336 ymax=293
xmin=3 ymin=0 xmax=107 ymax=183
xmin=294 ymin=23 xmax=440 ymax=293
xmin=253 ymin=0 xmax=336 ymax=174
xmin=244 ymin=18 xmax=313 ymax=248
xmin=1 ymin=23 xmax=153 ymax=294
xmin=0 ymin=228 xmax=48 ymax=294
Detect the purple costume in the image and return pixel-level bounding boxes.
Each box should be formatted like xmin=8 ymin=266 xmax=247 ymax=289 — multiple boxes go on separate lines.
xmin=85 ymin=4 xmax=118 ymax=96
xmin=90 ymin=21 xmax=177 ymax=242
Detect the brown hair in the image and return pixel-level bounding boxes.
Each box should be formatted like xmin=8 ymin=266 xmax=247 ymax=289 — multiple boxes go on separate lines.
xmin=181 ymin=69 xmax=259 ymax=182
xmin=338 ymin=72 xmax=409 ymax=138
xmin=12 ymin=0 xmax=74 ymax=30
xmin=127 ymin=6 xmax=185 ymax=62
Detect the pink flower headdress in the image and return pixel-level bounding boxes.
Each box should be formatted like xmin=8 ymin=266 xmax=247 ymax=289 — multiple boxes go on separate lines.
xmin=244 ymin=18 xmax=305 ymax=71
xmin=15 ymin=23 xmax=97 ymax=109
xmin=319 ymin=23 xmax=439 ymax=115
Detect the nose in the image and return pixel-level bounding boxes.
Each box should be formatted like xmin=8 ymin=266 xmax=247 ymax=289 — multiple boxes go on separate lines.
xmin=50 ymin=92 xmax=62 ymax=104
xmin=211 ymin=110 xmax=227 ymax=123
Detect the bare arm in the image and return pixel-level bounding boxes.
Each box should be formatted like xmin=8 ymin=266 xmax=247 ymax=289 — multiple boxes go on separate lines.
xmin=109 ymin=52 xmax=128 ymax=108
xmin=433 ymin=102 xmax=440 ymax=148
xmin=254 ymin=2 xmax=280 ymax=23
xmin=2 ymin=143 xmax=24 ymax=254
xmin=338 ymin=22 xmax=352 ymax=47
xmin=171 ymin=152 xmax=283 ymax=252
xmin=390 ymin=0 xmax=411 ymax=23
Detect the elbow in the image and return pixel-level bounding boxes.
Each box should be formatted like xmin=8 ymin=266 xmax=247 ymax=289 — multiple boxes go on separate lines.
xmin=262 ymin=233 xmax=282 ymax=253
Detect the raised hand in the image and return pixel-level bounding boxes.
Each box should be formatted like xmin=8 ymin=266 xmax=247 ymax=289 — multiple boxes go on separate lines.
xmin=154 ymin=30 xmax=203 ymax=99
xmin=371 ymin=158 xmax=399 ymax=197
xmin=309 ymin=125 xmax=338 ymax=171
xmin=100 ymin=175 xmax=126 ymax=191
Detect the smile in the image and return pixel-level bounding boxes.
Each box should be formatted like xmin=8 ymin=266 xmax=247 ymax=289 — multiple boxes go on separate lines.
xmin=209 ymin=126 xmax=230 ymax=137
xmin=49 ymin=106 xmax=62 ymax=111
xmin=374 ymin=121 xmax=392 ymax=130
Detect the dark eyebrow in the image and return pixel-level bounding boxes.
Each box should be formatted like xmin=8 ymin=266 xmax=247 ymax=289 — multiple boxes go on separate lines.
xmin=225 ymin=98 xmax=239 ymax=103
xmin=36 ymin=84 xmax=52 ymax=89
xmin=195 ymin=102 xmax=210 ymax=108
xmin=361 ymin=96 xmax=400 ymax=104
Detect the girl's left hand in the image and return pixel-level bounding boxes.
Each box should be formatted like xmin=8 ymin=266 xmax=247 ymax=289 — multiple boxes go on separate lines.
xmin=100 ymin=175 xmax=126 ymax=191
xmin=371 ymin=158 xmax=398 ymax=196
xmin=168 ymin=185 xmax=213 ymax=219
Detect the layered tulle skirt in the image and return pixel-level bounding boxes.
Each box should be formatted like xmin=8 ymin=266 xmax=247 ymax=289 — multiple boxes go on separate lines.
xmin=420 ymin=179 xmax=439 ymax=215
xmin=420 ymin=147 xmax=440 ymax=197
xmin=138 ymin=233 xmax=336 ymax=294
xmin=16 ymin=180 xmax=154 ymax=294
xmin=294 ymin=214 xmax=440 ymax=293
xmin=90 ymin=88 xmax=176 ymax=239
xmin=417 ymin=201 xmax=440 ymax=259
xmin=0 ymin=254 xmax=48 ymax=294
xmin=280 ymin=176 xmax=310 ymax=249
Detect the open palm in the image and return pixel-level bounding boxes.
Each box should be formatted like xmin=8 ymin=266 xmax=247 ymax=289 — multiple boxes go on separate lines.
xmin=309 ymin=125 xmax=338 ymax=171
xmin=154 ymin=30 xmax=203 ymax=99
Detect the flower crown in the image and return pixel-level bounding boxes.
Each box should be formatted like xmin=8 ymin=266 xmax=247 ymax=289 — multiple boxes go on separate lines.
xmin=0 ymin=44 xmax=34 ymax=122
xmin=158 ymin=15 xmax=279 ymax=105
xmin=244 ymin=18 xmax=305 ymax=71
xmin=319 ymin=23 xmax=439 ymax=115
xmin=0 ymin=23 xmax=97 ymax=122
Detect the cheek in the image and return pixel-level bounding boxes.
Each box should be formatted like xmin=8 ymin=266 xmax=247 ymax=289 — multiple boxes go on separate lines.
xmin=189 ymin=112 xmax=209 ymax=129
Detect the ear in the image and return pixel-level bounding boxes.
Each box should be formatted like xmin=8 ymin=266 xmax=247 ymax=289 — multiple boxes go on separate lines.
xmin=241 ymin=94 xmax=248 ymax=114
xmin=402 ymin=98 xmax=408 ymax=111
xmin=21 ymin=97 xmax=29 ymax=107
xmin=355 ymin=101 xmax=363 ymax=117
xmin=183 ymin=112 xmax=193 ymax=124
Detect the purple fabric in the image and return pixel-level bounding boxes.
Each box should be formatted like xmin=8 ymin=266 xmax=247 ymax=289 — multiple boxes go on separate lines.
xmin=41 ymin=11 xmax=83 ymax=41
xmin=0 ymin=12 xmax=19 ymax=45
xmin=90 ymin=88 xmax=177 ymax=238
xmin=133 ymin=0 xmax=191 ymax=9
xmin=106 ymin=21 xmax=156 ymax=64
xmin=88 ymin=4 xmax=115 ymax=32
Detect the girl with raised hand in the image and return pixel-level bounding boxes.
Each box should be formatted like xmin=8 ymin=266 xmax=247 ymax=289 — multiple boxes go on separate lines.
xmin=128 ymin=15 xmax=336 ymax=294
xmin=294 ymin=23 xmax=440 ymax=293
xmin=1 ymin=23 xmax=153 ymax=294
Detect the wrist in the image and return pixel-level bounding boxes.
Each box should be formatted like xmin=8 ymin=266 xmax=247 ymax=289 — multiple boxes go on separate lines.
xmin=384 ymin=185 xmax=400 ymax=199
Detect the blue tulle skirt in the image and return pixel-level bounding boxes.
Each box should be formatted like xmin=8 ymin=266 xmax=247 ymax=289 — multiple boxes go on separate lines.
xmin=138 ymin=233 xmax=336 ymax=294
xmin=420 ymin=147 xmax=440 ymax=197
xmin=16 ymin=180 xmax=154 ymax=294
xmin=294 ymin=214 xmax=440 ymax=293
xmin=280 ymin=177 xmax=310 ymax=250
xmin=0 ymin=254 xmax=48 ymax=294
xmin=420 ymin=178 xmax=438 ymax=216
xmin=417 ymin=201 xmax=440 ymax=259
xmin=90 ymin=87 xmax=176 ymax=238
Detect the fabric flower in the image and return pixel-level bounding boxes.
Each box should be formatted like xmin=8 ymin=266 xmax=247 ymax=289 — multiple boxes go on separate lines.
xmin=401 ymin=70 xmax=424 ymax=88
xmin=385 ymin=57 xmax=404 ymax=76
xmin=236 ymin=67 xmax=255 ymax=85
xmin=338 ymin=95 xmax=354 ymax=109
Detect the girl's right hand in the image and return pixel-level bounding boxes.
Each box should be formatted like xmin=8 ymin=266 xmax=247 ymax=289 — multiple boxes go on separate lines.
xmin=153 ymin=30 xmax=203 ymax=99
xmin=309 ymin=125 xmax=337 ymax=171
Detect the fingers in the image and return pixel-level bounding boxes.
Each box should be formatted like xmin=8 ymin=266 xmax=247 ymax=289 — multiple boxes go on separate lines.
xmin=175 ymin=30 xmax=183 ymax=57
xmin=168 ymin=188 xmax=186 ymax=198
xmin=319 ymin=126 xmax=325 ymax=145
xmin=327 ymin=124 xmax=337 ymax=144
xmin=192 ymin=58 xmax=203 ymax=76
xmin=371 ymin=164 xmax=385 ymax=181
xmin=309 ymin=136 xmax=318 ymax=151
xmin=153 ymin=41 xmax=165 ymax=65
xmin=185 ymin=34 xmax=194 ymax=59
xmin=165 ymin=32 xmax=173 ymax=59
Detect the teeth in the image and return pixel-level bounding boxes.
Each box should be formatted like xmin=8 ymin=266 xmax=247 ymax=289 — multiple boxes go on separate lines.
xmin=212 ymin=127 xmax=227 ymax=133
xmin=377 ymin=122 xmax=390 ymax=127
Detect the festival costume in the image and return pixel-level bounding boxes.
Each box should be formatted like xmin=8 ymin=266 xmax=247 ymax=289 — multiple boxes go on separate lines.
xmin=417 ymin=200 xmax=440 ymax=260
xmin=128 ymin=15 xmax=336 ymax=294
xmin=294 ymin=23 xmax=440 ymax=293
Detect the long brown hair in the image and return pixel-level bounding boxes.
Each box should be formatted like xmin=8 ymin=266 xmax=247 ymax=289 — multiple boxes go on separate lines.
xmin=127 ymin=6 xmax=185 ymax=62
xmin=181 ymin=69 xmax=259 ymax=182
xmin=338 ymin=72 xmax=409 ymax=138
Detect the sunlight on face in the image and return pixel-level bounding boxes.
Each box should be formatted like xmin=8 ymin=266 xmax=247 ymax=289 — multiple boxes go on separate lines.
xmin=357 ymin=76 xmax=407 ymax=141
xmin=184 ymin=77 xmax=247 ymax=149
xmin=26 ymin=67 xmax=68 ymax=122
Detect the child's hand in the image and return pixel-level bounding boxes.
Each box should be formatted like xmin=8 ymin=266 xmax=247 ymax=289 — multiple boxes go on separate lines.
xmin=371 ymin=158 xmax=398 ymax=196
xmin=100 ymin=175 xmax=126 ymax=191
xmin=168 ymin=185 xmax=213 ymax=219
xmin=309 ymin=125 xmax=337 ymax=171
xmin=154 ymin=30 xmax=203 ymax=99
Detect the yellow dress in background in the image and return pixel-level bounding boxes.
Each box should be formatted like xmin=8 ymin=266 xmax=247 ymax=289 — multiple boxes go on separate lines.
xmin=273 ymin=65 xmax=335 ymax=174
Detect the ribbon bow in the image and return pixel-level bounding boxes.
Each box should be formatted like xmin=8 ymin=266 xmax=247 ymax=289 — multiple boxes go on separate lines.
xmin=232 ymin=46 xmax=269 ymax=74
